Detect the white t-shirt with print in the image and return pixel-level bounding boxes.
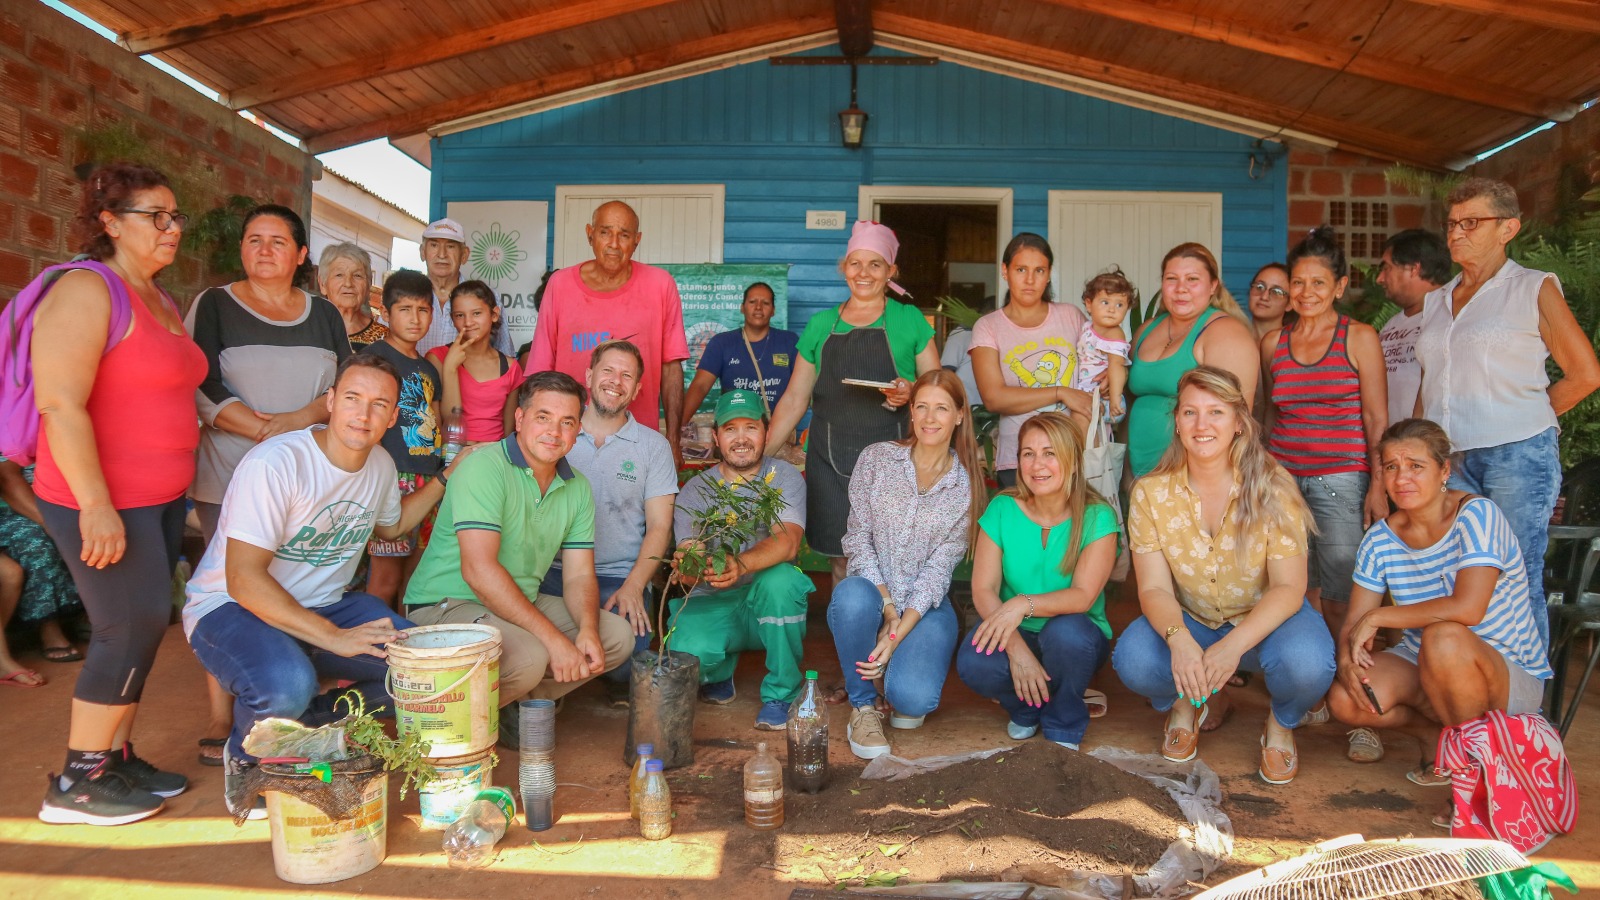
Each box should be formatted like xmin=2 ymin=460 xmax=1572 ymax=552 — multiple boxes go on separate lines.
xmin=183 ymin=427 xmax=402 ymax=637
xmin=1378 ymin=309 xmax=1424 ymax=426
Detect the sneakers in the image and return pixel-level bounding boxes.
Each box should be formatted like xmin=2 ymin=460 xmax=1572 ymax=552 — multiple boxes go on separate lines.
xmin=1347 ymin=727 xmax=1385 ymax=763
xmin=847 ymin=706 xmax=891 ymax=759
xmin=1296 ymin=701 xmax=1331 ymax=728
xmin=605 ymin=679 xmax=631 ymax=709
xmin=754 ymin=700 xmax=788 ymax=730
xmin=39 ymin=768 xmax=164 ymax=826
xmin=888 ymin=712 xmax=925 ymax=730
xmin=1006 ymin=720 xmax=1039 ymax=740
xmin=699 ymin=678 xmax=737 ymax=705
xmin=224 ymin=753 xmax=267 ymax=821
xmin=110 ymin=748 xmax=188 ymax=798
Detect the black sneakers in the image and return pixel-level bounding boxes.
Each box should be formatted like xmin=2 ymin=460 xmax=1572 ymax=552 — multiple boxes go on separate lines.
xmin=39 ymin=768 xmax=165 ymax=826
xmin=110 ymin=749 xmax=188 ymax=798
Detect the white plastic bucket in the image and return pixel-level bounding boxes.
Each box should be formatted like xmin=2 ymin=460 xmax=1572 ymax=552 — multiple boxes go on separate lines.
xmin=265 ymin=771 xmax=387 ymax=884
xmin=417 ymin=748 xmax=495 ymax=830
xmin=388 ymin=623 xmax=502 ymax=757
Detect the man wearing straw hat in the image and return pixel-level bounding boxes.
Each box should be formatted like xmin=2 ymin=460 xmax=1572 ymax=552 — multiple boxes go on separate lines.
xmin=183 ymin=354 xmax=466 ymax=819
xmin=404 ymin=370 xmax=635 ymax=748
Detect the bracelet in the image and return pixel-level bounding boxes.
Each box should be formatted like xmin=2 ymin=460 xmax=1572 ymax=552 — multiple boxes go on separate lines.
xmin=437 ymin=471 xmax=449 ymax=487
xmin=1023 ymin=595 xmax=1035 ymax=619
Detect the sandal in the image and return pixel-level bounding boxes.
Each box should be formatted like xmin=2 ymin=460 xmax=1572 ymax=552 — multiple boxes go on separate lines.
xmin=1227 ymin=672 xmax=1252 ymax=689
xmin=198 ymin=737 xmax=226 ymax=767
xmin=1407 ymin=763 xmax=1451 ymax=787
xmin=1199 ymin=692 xmax=1230 ymax=732
xmin=1084 ymin=688 xmax=1108 ymax=719
xmin=1 ymin=668 xmax=46 ymax=687
xmin=41 ymin=645 xmax=83 ymax=663
xmin=824 ymin=684 xmax=850 ymax=705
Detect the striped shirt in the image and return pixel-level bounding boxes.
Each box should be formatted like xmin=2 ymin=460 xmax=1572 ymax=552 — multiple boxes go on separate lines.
xmin=1352 ymin=497 xmax=1551 ymax=680
xmin=1267 ymin=315 xmax=1368 ymax=476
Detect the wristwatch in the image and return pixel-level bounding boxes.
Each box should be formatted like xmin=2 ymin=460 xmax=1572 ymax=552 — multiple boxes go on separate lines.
xmin=1164 ymin=624 xmax=1182 ymax=642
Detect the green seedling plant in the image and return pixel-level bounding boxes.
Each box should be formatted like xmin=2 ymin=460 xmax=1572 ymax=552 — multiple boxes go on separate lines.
xmin=653 ymin=467 xmax=789 ymax=673
xmin=335 ymin=690 xmax=436 ymax=799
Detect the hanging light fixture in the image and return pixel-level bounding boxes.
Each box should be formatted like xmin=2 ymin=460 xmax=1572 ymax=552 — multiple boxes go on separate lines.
xmin=838 ymin=61 xmax=867 ymax=149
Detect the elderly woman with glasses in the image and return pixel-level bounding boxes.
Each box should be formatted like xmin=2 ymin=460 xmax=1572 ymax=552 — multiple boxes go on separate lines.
xmin=318 ymin=242 xmax=387 ymax=350
xmin=1414 ymin=177 xmax=1600 ymax=650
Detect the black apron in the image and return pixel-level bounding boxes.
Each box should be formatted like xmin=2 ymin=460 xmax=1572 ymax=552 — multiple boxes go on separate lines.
xmin=806 ymin=313 xmax=907 ymax=556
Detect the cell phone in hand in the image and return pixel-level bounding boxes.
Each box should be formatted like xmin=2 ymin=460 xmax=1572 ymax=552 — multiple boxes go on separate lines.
xmin=1362 ymin=682 xmax=1384 ymax=715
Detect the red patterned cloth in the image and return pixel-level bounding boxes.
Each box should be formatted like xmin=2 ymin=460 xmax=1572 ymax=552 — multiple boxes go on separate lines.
xmin=1436 ymin=710 xmax=1578 ymax=853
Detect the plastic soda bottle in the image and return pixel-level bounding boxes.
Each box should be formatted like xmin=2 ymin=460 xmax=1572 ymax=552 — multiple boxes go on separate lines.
xmin=744 ymin=741 xmax=784 ymax=829
xmin=786 ymin=670 xmax=829 ymax=793
xmin=629 ymin=743 xmax=654 ymax=820
xmin=443 ymin=409 xmax=465 ymax=465
xmin=442 ymin=788 xmax=515 ymax=868
xmin=637 ymin=759 xmax=672 ymax=840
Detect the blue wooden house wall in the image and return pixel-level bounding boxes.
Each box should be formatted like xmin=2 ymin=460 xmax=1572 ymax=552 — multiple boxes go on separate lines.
xmin=431 ymin=47 xmax=1288 ymax=330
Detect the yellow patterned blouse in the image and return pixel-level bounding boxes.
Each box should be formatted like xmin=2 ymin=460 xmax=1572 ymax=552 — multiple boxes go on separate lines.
xmin=1128 ymin=469 xmax=1307 ymax=629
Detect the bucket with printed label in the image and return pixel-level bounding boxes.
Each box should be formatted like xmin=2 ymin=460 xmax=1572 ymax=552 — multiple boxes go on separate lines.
xmin=264 ymin=768 xmax=388 ymax=884
xmin=417 ymin=748 xmax=496 ymax=830
xmin=388 ymin=623 xmax=502 ymax=757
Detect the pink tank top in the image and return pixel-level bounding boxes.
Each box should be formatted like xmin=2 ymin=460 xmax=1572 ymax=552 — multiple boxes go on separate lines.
xmin=35 ymin=282 xmax=208 ymax=509
xmin=427 ymin=347 xmax=524 ymax=442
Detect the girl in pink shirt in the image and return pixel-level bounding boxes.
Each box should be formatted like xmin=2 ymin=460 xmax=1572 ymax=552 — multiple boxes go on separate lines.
xmin=428 ymin=281 xmax=523 ymax=442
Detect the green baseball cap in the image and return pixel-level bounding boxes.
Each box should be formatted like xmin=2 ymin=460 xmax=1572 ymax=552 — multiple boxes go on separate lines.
xmin=714 ymin=389 xmax=766 ymax=426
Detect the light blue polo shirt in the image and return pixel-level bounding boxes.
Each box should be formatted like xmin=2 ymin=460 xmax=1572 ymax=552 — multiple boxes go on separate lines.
xmin=555 ymin=413 xmax=679 ymax=579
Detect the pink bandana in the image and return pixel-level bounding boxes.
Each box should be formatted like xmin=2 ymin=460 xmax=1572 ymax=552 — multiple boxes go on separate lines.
xmin=846 ymin=221 xmax=910 ymax=298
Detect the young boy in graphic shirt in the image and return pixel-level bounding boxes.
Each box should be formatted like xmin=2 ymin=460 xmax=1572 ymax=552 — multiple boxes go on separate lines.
xmin=362 ymin=270 xmax=444 ymax=604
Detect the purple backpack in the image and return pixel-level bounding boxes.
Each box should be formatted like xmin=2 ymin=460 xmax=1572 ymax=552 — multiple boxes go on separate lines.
xmin=0 ymin=259 xmax=134 ymax=465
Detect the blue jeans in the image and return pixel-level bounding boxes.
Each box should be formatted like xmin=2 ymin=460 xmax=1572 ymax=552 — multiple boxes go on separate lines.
xmin=1112 ymin=600 xmax=1335 ymax=729
xmin=826 ymin=576 xmax=958 ymax=717
xmin=956 ymin=614 xmax=1109 ymax=744
xmin=1295 ymin=472 xmax=1367 ymax=603
xmin=540 ymin=568 xmax=654 ymax=683
xmin=1449 ymin=427 xmax=1560 ymax=649
xmin=188 ymin=591 xmax=413 ymax=763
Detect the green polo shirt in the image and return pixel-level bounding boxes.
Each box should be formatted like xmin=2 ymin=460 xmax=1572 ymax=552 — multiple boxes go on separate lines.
xmin=404 ymin=437 xmax=595 ymax=607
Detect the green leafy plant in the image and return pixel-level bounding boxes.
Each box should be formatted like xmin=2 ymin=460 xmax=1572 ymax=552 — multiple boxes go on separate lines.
xmin=654 ymin=467 xmax=789 ymax=670
xmin=335 ymin=691 xmax=436 ymax=799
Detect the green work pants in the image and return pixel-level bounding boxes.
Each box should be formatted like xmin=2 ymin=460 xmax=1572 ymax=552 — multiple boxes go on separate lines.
xmin=667 ymin=563 xmax=814 ymax=703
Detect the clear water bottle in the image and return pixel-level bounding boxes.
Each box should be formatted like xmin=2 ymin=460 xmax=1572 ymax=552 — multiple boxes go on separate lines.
xmin=787 ymin=670 xmax=829 ymax=794
xmin=443 ymin=409 xmax=465 ymax=465
xmin=637 ymin=759 xmax=672 ymax=840
xmin=628 ymin=743 xmax=654 ymax=820
xmin=744 ymin=741 xmax=784 ymax=830
xmin=442 ymin=788 xmax=515 ymax=869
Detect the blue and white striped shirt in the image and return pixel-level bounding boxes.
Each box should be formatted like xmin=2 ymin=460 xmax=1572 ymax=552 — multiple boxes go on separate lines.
xmin=1352 ymin=496 xmax=1551 ymax=680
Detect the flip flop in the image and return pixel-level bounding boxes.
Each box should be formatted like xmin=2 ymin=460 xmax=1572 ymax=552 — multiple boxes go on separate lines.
xmin=1084 ymin=688 xmax=1108 ymax=719
xmin=1 ymin=668 xmax=46 ymax=687
xmin=824 ymin=684 xmax=850 ymax=705
xmin=198 ymin=737 xmax=226 ymax=767
xmin=41 ymin=646 xmax=83 ymax=663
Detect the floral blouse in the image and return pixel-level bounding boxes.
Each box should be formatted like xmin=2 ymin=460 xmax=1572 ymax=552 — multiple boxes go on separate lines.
xmin=841 ymin=441 xmax=972 ymax=616
xmin=1128 ymin=468 xmax=1307 ymax=629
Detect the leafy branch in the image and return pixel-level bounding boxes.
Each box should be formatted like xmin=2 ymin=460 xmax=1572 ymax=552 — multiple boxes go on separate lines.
xmin=335 ymin=691 xmax=436 ymax=799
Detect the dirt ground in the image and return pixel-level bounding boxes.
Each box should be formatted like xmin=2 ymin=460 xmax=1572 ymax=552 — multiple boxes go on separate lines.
xmin=2 ymin=580 xmax=1598 ymax=899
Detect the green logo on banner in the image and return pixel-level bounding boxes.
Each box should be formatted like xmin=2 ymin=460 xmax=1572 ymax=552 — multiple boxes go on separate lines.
xmin=470 ymin=222 xmax=528 ymax=283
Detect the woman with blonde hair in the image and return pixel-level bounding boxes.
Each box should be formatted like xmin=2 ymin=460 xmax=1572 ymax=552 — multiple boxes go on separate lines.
xmin=956 ymin=411 xmax=1119 ymax=749
xmin=830 ymin=369 xmax=986 ymax=758
xmin=1126 ymin=243 xmax=1257 ymax=477
xmin=1113 ymin=366 xmax=1333 ymax=784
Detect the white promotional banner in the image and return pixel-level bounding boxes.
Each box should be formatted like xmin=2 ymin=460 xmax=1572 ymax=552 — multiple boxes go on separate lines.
xmin=445 ymin=200 xmax=549 ymax=352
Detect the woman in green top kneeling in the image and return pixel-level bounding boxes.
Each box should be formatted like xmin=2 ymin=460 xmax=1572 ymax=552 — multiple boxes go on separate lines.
xmin=955 ymin=412 xmax=1119 ymax=749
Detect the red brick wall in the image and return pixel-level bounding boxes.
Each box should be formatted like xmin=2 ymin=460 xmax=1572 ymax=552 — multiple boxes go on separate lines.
xmin=0 ymin=2 xmax=313 ymax=303
xmin=1471 ymin=104 xmax=1600 ymax=226
xmin=1286 ymin=146 xmax=1434 ymax=262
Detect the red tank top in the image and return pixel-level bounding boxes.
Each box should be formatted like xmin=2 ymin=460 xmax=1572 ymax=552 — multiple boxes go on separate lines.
xmin=1266 ymin=315 xmax=1368 ymax=477
xmin=34 ymin=281 xmax=208 ymax=510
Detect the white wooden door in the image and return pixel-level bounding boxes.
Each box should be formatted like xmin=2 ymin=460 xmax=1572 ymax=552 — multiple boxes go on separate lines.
xmin=1047 ymin=191 xmax=1223 ymax=315
xmin=553 ymin=184 xmax=725 ymax=269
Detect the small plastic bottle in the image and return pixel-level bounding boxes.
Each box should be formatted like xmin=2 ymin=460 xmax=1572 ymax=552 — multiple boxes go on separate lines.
xmin=629 ymin=743 xmax=654 ymax=820
xmin=442 ymin=788 xmax=515 ymax=868
xmin=744 ymin=741 xmax=784 ymax=830
xmin=637 ymin=759 xmax=672 ymax=840
xmin=443 ymin=409 xmax=465 ymax=465
xmin=787 ymin=670 xmax=829 ymax=793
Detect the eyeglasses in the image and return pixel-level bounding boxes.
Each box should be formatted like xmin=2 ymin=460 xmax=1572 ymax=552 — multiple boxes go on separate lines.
xmin=118 ymin=208 xmax=190 ymax=231
xmin=1444 ymin=216 xmax=1506 ymax=234
xmin=1250 ymin=281 xmax=1288 ymax=300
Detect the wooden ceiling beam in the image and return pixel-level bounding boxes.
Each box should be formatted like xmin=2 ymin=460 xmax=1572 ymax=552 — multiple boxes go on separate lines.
xmin=873 ymin=13 xmax=1453 ymax=168
xmin=121 ymin=0 xmax=379 ymax=55
xmin=835 ymin=0 xmax=874 ymax=59
xmin=304 ymin=13 xmax=836 ymax=153
xmin=228 ymin=0 xmax=685 ymax=111
xmin=1404 ymin=0 xmax=1600 ymax=35
xmin=1041 ymin=0 xmax=1579 ymax=121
